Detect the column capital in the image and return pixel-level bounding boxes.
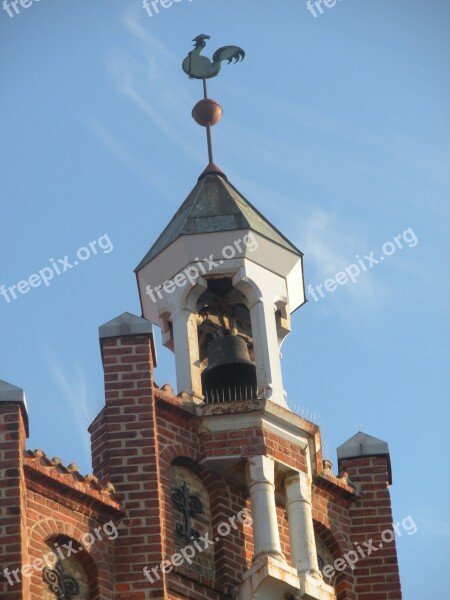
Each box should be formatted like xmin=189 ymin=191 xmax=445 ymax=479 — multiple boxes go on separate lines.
xmin=247 ymin=455 xmax=275 ymax=487
xmin=285 ymin=471 xmax=312 ymax=505
xmin=170 ymin=306 xmax=194 ymax=319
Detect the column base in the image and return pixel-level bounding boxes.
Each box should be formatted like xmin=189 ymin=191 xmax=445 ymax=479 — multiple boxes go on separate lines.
xmin=239 ymin=555 xmax=299 ymax=600
xmin=298 ymin=571 xmax=336 ymax=600
xmin=238 ymin=556 xmax=336 ymax=600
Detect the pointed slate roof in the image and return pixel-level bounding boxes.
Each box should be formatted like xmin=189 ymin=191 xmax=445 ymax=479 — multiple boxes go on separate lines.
xmin=135 ymin=172 xmax=302 ymax=271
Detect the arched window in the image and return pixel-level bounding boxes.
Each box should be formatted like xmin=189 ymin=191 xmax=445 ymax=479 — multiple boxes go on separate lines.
xmin=315 ymin=533 xmax=337 ymax=590
xmin=42 ymin=537 xmax=89 ymax=600
xmin=170 ymin=464 xmax=214 ymax=581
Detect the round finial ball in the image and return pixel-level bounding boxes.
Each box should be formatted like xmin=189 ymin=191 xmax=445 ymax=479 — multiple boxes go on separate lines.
xmin=192 ymin=99 xmax=223 ymax=127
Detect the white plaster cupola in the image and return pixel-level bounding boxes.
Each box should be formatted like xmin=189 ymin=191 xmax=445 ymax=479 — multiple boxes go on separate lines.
xmin=135 ymin=167 xmax=305 ymax=408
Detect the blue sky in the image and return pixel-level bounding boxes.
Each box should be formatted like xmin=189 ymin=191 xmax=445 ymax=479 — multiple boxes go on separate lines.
xmin=1 ymin=1 xmax=449 ymax=596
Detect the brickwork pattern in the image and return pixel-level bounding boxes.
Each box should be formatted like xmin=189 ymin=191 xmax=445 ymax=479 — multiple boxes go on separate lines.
xmin=339 ymin=457 xmax=402 ymax=600
xmin=0 ymin=404 xmax=29 ymax=600
xmin=0 ymin=328 xmax=402 ymax=600
xmin=90 ymin=334 xmax=166 ymax=599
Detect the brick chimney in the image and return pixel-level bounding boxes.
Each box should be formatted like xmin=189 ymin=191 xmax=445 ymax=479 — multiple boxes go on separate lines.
xmin=337 ymin=432 xmax=402 ymax=600
xmin=0 ymin=380 xmax=29 ymax=599
xmin=89 ymin=312 xmax=165 ymax=599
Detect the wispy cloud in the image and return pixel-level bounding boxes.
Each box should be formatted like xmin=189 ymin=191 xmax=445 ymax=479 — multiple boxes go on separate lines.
xmin=229 ymin=162 xmax=441 ymax=319
xmin=229 ymin=173 xmax=385 ymax=317
xmin=408 ymin=509 xmax=450 ymax=538
xmin=87 ymin=117 xmax=172 ymax=196
xmin=121 ymin=7 xmax=180 ymax=64
xmin=107 ymin=8 xmax=204 ymax=164
xmin=86 ymin=6 xmax=205 ymax=193
xmin=50 ymin=361 xmax=101 ymax=462
xmin=298 ymin=208 xmax=389 ymax=316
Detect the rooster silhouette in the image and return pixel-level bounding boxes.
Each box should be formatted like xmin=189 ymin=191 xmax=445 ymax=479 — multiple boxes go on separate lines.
xmin=182 ymin=34 xmax=245 ymax=80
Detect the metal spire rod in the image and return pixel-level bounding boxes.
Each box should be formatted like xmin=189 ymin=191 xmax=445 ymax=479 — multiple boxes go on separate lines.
xmin=202 ymin=78 xmax=214 ymax=164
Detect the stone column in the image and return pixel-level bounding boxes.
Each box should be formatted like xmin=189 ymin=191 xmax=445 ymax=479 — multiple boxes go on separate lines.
xmin=170 ymin=308 xmax=203 ymax=399
xmin=247 ymin=455 xmax=284 ymax=561
xmin=284 ymin=471 xmax=320 ymax=575
xmin=248 ymin=298 xmax=286 ymax=408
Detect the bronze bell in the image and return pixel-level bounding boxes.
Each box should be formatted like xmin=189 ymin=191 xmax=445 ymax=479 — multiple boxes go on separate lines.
xmin=202 ymin=335 xmax=257 ymax=403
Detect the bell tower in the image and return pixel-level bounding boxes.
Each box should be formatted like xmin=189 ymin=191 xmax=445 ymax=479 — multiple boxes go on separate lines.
xmin=136 ymin=36 xmax=306 ymax=411
xmin=129 ymin=36 xmax=403 ymax=600
xmin=135 ymin=167 xmax=305 ymax=409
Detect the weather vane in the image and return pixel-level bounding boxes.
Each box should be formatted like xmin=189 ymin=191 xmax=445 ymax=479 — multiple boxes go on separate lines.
xmin=182 ymin=34 xmax=245 ymax=167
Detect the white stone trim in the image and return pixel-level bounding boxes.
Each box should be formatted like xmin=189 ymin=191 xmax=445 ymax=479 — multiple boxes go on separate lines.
xmin=246 ymin=456 xmax=284 ymax=561
xmin=201 ymin=407 xmax=310 ymax=451
xmin=285 ymin=472 xmax=320 ymax=575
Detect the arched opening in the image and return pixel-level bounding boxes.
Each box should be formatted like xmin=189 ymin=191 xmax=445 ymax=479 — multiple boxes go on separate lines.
xmin=315 ymin=534 xmax=337 ymax=589
xmin=169 ymin=463 xmax=215 ymax=581
xmin=196 ymin=277 xmax=257 ymax=402
xmin=313 ymin=521 xmax=353 ymax=597
xmin=42 ymin=535 xmax=98 ymax=600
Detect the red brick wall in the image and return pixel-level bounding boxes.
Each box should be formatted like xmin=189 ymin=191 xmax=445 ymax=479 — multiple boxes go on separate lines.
xmin=24 ymin=489 xmax=116 ymax=600
xmin=86 ymin=332 xmax=402 ymax=600
xmin=0 ymin=403 xmax=28 ymax=600
xmin=339 ymin=456 xmax=402 ymax=600
xmin=156 ymin=400 xmax=251 ymax=600
xmin=0 ymin=373 xmax=402 ymax=600
xmin=313 ymin=484 xmax=355 ymax=600
xmin=90 ymin=334 xmax=166 ymax=599
xmin=149 ymin=390 xmax=403 ymax=600
xmin=0 ymin=322 xmax=402 ymax=600
xmin=153 ymin=393 xmax=366 ymax=600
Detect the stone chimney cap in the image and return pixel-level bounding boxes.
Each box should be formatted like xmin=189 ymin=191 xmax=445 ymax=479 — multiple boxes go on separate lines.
xmin=337 ymin=431 xmax=389 ymax=460
xmin=99 ymin=312 xmax=156 ymax=366
xmin=0 ymin=379 xmax=29 ymax=436
xmin=337 ymin=431 xmax=391 ymax=483
xmin=99 ymin=312 xmax=153 ymax=339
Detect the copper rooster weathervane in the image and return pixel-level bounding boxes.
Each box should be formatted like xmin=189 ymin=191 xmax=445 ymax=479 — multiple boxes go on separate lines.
xmin=182 ymin=34 xmax=245 ymax=80
xmin=182 ymin=35 xmax=245 ymax=167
